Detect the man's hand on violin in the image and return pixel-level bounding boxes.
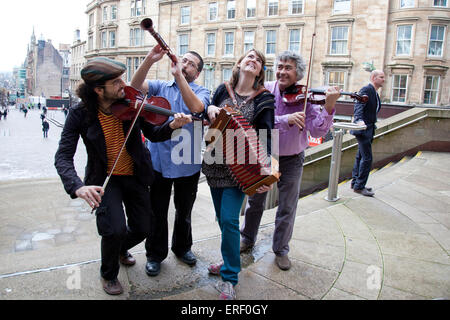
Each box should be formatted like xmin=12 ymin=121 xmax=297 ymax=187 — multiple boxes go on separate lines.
xmin=169 ymin=113 xmax=192 ymax=129
xmin=324 ymin=86 xmax=341 ymax=114
xmin=288 ymin=111 xmax=306 ymax=130
xmin=75 ymin=185 xmax=104 ymax=209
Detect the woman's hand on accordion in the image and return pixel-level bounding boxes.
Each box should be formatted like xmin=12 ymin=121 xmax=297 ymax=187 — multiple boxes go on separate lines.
xmin=256 ymin=184 xmax=273 ymax=194
xmin=207 ymin=105 xmax=221 ymax=124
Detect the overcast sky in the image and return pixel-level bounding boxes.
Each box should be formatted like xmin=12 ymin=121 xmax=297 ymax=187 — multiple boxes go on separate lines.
xmin=0 ymin=0 xmax=89 ymax=72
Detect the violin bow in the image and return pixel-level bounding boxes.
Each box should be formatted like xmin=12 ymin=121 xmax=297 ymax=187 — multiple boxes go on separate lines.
xmin=91 ymin=91 xmax=148 ymax=214
xmin=303 ymin=33 xmax=316 ymax=115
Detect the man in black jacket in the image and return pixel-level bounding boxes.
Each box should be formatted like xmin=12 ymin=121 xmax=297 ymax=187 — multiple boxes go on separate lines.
xmin=54 ymin=57 xmax=191 ymax=295
xmin=351 ymin=70 xmax=385 ymax=196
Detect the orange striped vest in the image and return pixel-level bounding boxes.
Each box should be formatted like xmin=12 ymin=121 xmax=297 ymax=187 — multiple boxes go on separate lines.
xmin=98 ymin=111 xmax=134 ymax=176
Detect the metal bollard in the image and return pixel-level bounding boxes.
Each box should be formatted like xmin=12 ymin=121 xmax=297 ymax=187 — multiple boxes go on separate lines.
xmin=325 ymin=122 xmax=366 ymax=202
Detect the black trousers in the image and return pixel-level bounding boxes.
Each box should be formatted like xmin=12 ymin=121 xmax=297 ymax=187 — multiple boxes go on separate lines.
xmin=95 ymin=175 xmax=151 ymax=280
xmin=352 ymin=126 xmax=375 ymax=190
xmin=145 ymin=171 xmax=200 ymax=262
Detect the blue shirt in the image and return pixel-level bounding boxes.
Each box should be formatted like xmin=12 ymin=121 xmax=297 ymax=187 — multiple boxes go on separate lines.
xmin=146 ymin=79 xmax=210 ymax=178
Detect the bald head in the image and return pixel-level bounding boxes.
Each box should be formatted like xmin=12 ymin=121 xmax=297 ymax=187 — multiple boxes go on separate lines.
xmin=370 ymin=70 xmax=385 ymax=90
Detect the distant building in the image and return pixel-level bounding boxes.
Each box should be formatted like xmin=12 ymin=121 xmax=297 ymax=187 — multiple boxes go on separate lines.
xmin=24 ymin=30 xmax=71 ymax=98
xmin=82 ymin=0 xmax=449 ymax=106
xmin=70 ymin=29 xmax=87 ymax=93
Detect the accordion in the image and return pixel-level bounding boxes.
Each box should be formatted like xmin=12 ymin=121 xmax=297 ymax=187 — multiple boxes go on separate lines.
xmin=205 ymin=106 xmax=280 ymax=196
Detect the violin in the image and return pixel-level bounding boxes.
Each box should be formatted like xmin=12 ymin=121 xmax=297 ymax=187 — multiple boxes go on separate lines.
xmin=282 ymin=84 xmax=368 ymax=106
xmin=111 ymin=86 xmax=201 ymax=126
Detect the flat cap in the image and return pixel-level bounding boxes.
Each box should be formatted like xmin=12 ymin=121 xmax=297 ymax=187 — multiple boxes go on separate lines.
xmin=81 ymin=57 xmax=126 ymax=84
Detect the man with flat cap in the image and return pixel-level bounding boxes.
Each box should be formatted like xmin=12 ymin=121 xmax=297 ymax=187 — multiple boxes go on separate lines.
xmin=55 ymin=57 xmax=192 ymax=295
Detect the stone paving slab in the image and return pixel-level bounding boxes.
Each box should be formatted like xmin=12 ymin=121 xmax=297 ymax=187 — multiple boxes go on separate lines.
xmin=0 ymin=151 xmax=449 ymax=300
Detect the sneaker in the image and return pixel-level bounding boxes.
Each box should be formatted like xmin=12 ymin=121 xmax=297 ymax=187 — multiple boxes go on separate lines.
xmin=208 ymin=262 xmax=223 ymax=275
xmin=239 ymin=240 xmax=254 ymax=253
xmin=215 ymin=280 xmax=236 ymax=300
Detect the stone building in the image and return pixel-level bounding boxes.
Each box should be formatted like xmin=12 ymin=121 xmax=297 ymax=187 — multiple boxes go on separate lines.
xmin=25 ymin=31 xmax=71 ymax=98
xmin=84 ymin=0 xmax=449 ymax=106
xmin=70 ymin=30 xmax=87 ymax=92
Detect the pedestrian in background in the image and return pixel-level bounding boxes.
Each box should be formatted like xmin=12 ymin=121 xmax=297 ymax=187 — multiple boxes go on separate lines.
xmin=42 ymin=119 xmax=49 ymax=138
xmin=351 ymin=70 xmax=385 ymax=197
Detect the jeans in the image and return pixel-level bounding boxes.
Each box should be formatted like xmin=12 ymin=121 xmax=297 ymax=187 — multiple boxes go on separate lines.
xmin=210 ymin=186 xmax=245 ymax=286
xmin=241 ymin=152 xmax=304 ymax=256
xmin=145 ymin=171 xmax=200 ymax=262
xmin=352 ymin=126 xmax=375 ymax=190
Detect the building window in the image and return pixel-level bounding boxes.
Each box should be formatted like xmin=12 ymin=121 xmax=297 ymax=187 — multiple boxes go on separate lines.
xmin=265 ymin=68 xmax=275 ymax=81
xmin=131 ymin=0 xmax=145 ymax=17
xmin=103 ymin=7 xmax=108 ymax=22
xmin=268 ymin=0 xmax=278 ymax=16
xmin=288 ymin=29 xmax=301 ymax=53
xmin=208 ymin=2 xmax=218 ymax=21
xmin=206 ymin=33 xmax=216 ymax=56
xmin=204 ymin=68 xmax=215 ymax=92
xmin=224 ymin=32 xmax=234 ymax=55
xmin=330 ymin=26 xmax=348 ymax=55
xmin=181 ymin=6 xmax=191 ymax=25
xmin=327 ymin=71 xmax=345 ymax=90
xmin=396 ymin=25 xmax=412 ymax=56
xmin=109 ymin=31 xmax=116 ymax=48
xmin=289 ymin=0 xmax=304 ymax=14
xmin=247 ymin=0 xmax=256 ymax=18
xmin=428 ymin=25 xmax=446 ymax=57
xmin=227 ymin=1 xmax=236 ymax=20
xmin=333 ymin=0 xmax=351 ymax=14
xmin=88 ymin=35 xmax=93 ymax=50
xmin=223 ymin=68 xmax=232 ymax=82
xmin=178 ymin=34 xmax=189 ymax=55
xmin=400 ymin=0 xmax=414 ymax=8
xmin=111 ymin=5 xmax=117 ymax=20
xmin=101 ymin=31 xmax=107 ymax=48
xmin=89 ymin=13 xmax=94 ymax=27
xmin=391 ymin=74 xmax=408 ymax=103
xmin=130 ymin=28 xmax=143 ymax=46
xmin=423 ymin=75 xmax=440 ymax=104
xmin=265 ymin=30 xmax=277 ymax=55
xmin=433 ymin=0 xmax=447 ymax=6
xmin=244 ymin=31 xmax=255 ymax=52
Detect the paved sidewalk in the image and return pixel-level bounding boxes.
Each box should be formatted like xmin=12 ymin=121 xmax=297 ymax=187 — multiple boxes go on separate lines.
xmin=0 ymin=135 xmax=449 ymax=300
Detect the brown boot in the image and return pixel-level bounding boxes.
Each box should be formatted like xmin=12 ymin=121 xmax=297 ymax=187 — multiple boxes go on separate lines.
xmin=275 ymin=255 xmax=291 ymax=271
xmin=119 ymin=251 xmax=136 ymax=266
xmin=101 ymin=278 xmax=124 ymax=295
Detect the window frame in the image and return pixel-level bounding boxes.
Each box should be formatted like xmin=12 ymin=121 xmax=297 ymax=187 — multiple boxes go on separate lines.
xmin=205 ymin=32 xmax=216 ymax=57
xmin=333 ymin=0 xmax=351 ymax=14
xmin=395 ymin=24 xmax=413 ymax=57
xmin=288 ymin=28 xmax=302 ymax=53
xmin=227 ymin=0 xmax=236 ymax=20
xmin=329 ymin=26 xmax=349 ymax=55
xmin=399 ymin=0 xmax=415 ymax=8
xmin=423 ymin=75 xmax=440 ymax=105
xmin=224 ymin=31 xmax=235 ymax=56
xmin=178 ymin=34 xmax=189 ymax=56
xmin=427 ymin=24 xmax=446 ymax=58
xmin=289 ymin=0 xmax=304 ymax=15
xmin=391 ymin=74 xmax=409 ymax=103
xmin=208 ymin=2 xmax=218 ymax=21
xmin=267 ymin=0 xmax=279 ymax=16
xmin=180 ymin=6 xmax=191 ymax=25
xmin=246 ymin=0 xmax=256 ymax=18
xmin=265 ymin=30 xmax=277 ymax=55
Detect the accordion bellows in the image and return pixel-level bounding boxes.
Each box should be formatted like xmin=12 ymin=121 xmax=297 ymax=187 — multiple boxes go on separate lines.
xmin=205 ymin=106 xmax=280 ymax=196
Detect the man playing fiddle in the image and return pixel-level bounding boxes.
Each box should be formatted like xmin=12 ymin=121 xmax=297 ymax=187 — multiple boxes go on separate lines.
xmin=54 ymin=57 xmax=191 ymax=295
xmin=240 ymin=51 xmax=340 ymax=270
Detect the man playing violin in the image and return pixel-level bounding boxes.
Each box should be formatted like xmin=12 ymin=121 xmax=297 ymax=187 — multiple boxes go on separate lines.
xmin=240 ymin=51 xmax=341 ymax=271
xmin=131 ymin=45 xmax=210 ymax=277
xmin=54 ymin=57 xmax=191 ymax=295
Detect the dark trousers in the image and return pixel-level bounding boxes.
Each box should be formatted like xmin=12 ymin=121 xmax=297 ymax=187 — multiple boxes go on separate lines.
xmin=352 ymin=126 xmax=375 ymax=190
xmin=145 ymin=171 xmax=200 ymax=262
xmin=95 ymin=175 xmax=151 ymax=280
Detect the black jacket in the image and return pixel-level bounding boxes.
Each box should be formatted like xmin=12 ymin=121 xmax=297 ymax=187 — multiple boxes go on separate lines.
xmin=352 ymin=83 xmax=380 ymax=136
xmin=353 ymin=83 xmax=380 ymax=126
xmin=54 ymin=103 xmax=174 ymax=198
